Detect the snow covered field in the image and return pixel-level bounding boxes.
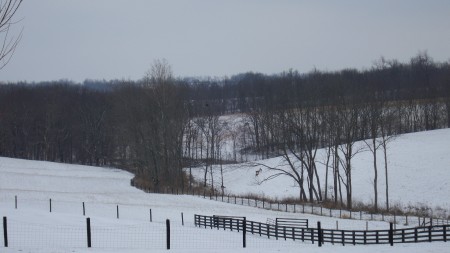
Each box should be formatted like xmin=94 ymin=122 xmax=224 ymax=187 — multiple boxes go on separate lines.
xmin=192 ymin=128 xmax=450 ymax=214
xmin=0 ymin=128 xmax=449 ymax=252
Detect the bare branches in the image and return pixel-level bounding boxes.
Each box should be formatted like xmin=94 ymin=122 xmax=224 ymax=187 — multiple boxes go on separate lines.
xmin=143 ymin=58 xmax=173 ymax=87
xmin=0 ymin=0 xmax=23 ymax=70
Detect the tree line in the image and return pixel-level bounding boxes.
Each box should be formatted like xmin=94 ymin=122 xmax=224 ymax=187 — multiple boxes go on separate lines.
xmin=0 ymin=54 xmax=449 ymax=210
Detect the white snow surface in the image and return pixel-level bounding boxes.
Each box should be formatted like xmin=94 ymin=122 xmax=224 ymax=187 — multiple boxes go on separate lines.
xmin=0 ymin=130 xmax=449 ymax=252
xmin=192 ymin=128 xmax=450 ymax=213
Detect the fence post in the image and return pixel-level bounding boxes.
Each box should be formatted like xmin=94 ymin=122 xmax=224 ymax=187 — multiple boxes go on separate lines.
xmin=3 ymin=217 xmax=8 ymax=248
xmin=317 ymin=221 xmax=322 ymax=247
xmin=83 ymin=202 xmax=85 ymax=216
xmin=181 ymin=212 xmax=184 ymax=226
xmin=275 ymin=224 xmax=278 ymax=240
xmin=86 ymin=218 xmax=91 ymax=248
xmin=150 ymin=209 xmax=152 ymax=222
xmin=414 ymin=228 xmax=418 ymax=243
xmin=243 ymin=217 xmax=247 ymax=248
xmin=389 ymin=222 xmax=394 ymax=246
xmin=166 ymin=219 xmax=171 ymax=250
xmin=429 ymin=225 xmax=432 ymax=242
xmin=444 ymin=225 xmax=447 ymax=242
xmin=15 ymin=196 xmax=17 ymax=209
xmin=116 ymin=205 xmax=119 ymax=219
xmin=50 ymin=198 xmax=52 ymax=213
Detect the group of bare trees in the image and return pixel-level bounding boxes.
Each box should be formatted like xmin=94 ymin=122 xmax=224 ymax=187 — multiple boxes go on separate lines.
xmin=0 ymin=54 xmax=449 ymax=208
xmin=0 ymin=0 xmax=449 ymax=212
xmin=237 ymin=54 xmax=450 ymax=210
xmin=0 ymin=61 xmax=188 ymax=192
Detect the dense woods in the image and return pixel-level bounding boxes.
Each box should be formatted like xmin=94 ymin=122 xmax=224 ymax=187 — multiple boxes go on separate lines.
xmin=1 ymin=53 xmax=450 ymax=209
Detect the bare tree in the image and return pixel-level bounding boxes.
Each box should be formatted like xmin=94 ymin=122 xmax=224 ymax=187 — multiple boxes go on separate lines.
xmin=362 ymin=100 xmax=383 ymax=212
xmin=337 ymin=102 xmax=366 ymax=210
xmin=379 ymin=105 xmax=397 ymax=211
xmin=0 ymin=0 xmax=23 ymax=70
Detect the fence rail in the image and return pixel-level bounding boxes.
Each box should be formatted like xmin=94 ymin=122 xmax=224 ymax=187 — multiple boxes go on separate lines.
xmin=194 ymin=214 xmax=450 ymax=247
xmin=149 ymin=187 xmax=448 ymax=228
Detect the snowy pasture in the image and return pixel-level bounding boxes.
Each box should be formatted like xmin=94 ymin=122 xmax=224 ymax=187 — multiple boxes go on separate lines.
xmin=192 ymin=128 xmax=450 ymax=214
xmin=0 ymin=151 xmax=449 ymax=252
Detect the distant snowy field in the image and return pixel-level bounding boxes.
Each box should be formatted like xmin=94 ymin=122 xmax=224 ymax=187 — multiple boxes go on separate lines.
xmin=0 ymin=129 xmax=449 ymax=252
xmin=192 ymin=128 xmax=450 ymax=213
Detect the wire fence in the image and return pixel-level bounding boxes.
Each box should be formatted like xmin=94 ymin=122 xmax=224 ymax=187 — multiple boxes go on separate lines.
xmin=2 ymin=216 xmax=305 ymax=250
xmin=2 ymin=193 xmax=449 ymax=250
xmin=189 ymin=191 xmax=450 ymax=227
xmin=130 ymin=185 xmax=450 ymax=227
xmin=6 ymin=192 xmax=450 ymax=229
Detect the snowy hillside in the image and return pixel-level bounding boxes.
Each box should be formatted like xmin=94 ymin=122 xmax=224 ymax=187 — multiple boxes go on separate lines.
xmin=191 ymin=128 xmax=450 ymax=214
xmin=0 ymin=150 xmax=449 ymax=252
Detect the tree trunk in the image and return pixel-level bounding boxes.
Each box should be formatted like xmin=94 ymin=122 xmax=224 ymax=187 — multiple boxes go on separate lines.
xmin=324 ymin=146 xmax=331 ymax=201
xmin=372 ymin=137 xmax=378 ymax=212
xmin=383 ymin=139 xmax=389 ymax=211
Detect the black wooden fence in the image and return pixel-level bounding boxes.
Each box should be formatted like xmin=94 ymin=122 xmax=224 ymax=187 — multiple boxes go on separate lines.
xmin=194 ymin=214 xmax=449 ymax=247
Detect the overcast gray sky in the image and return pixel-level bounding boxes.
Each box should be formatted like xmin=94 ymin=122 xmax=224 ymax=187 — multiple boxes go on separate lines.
xmin=1 ymin=0 xmax=450 ymax=83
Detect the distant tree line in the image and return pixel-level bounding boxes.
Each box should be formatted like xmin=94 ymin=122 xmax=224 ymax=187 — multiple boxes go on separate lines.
xmin=0 ymin=54 xmax=449 ymax=206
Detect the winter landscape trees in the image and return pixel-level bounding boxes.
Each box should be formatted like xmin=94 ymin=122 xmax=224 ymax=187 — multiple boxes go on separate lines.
xmin=0 ymin=53 xmax=449 ymax=211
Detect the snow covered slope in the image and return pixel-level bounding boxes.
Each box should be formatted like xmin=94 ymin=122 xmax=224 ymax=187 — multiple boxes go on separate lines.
xmin=0 ymin=129 xmax=449 ymax=253
xmin=192 ymin=128 xmax=450 ymax=213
